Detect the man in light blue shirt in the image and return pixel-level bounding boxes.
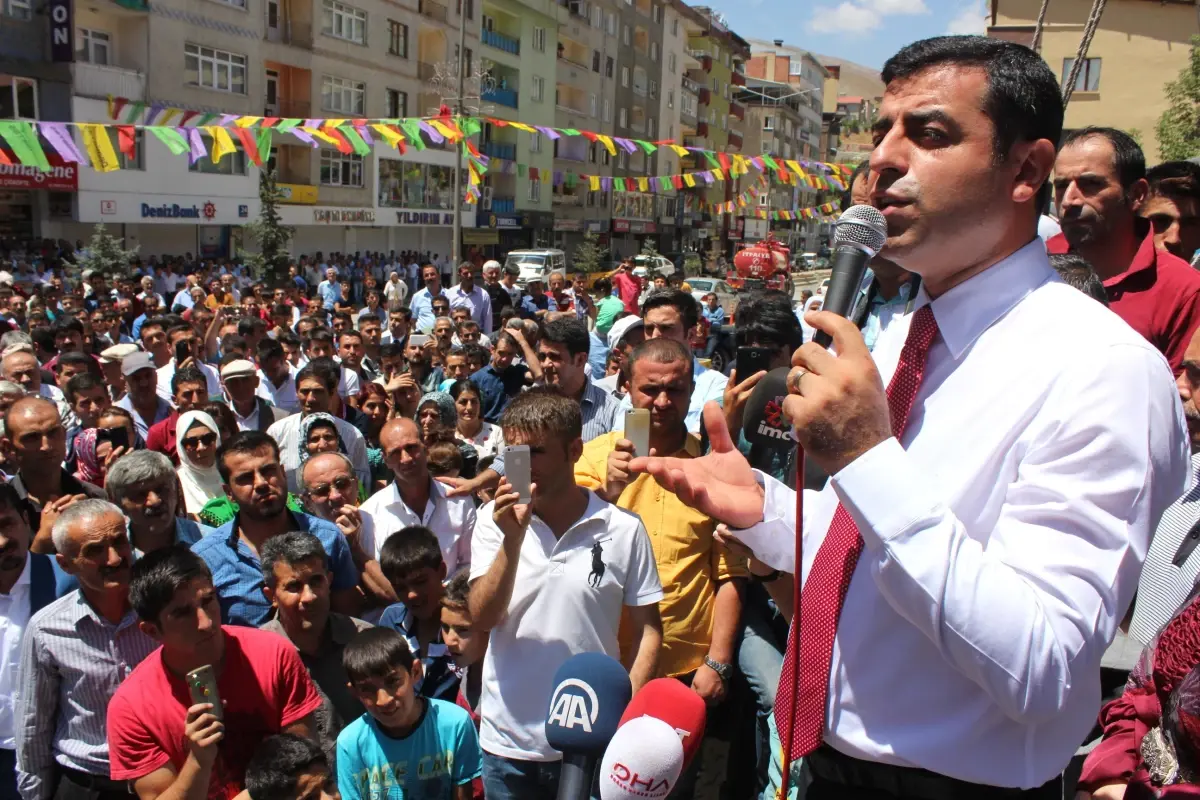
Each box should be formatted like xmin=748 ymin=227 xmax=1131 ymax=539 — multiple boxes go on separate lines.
xmin=409 ymin=263 xmax=447 ymax=333
xmin=700 ymin=292 xmax=726 ymax=359
xmin=316 ymin=268 xmax=342 ymax=312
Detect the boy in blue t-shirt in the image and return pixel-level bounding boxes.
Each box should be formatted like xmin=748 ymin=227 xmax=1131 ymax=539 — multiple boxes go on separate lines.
xmin=376 ymin=526 xmax=461 ymax=702
xmin=336 ymin=627 xmax=482 ymax=800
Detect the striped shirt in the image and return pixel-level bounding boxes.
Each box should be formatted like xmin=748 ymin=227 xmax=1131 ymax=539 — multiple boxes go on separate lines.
xmin=16 ymin=591 xmax=157 ymax=799
xmin=1129 ymin=451 xmax=1200 ymax=645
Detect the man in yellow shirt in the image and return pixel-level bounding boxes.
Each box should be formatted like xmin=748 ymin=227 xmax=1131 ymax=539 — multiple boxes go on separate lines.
xmin=574 ymin=337 xmax=746 ymax=710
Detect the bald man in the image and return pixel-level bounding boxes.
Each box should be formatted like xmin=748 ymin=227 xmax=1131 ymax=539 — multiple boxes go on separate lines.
xmin=358 ymin=419 xmax=475 ymax=577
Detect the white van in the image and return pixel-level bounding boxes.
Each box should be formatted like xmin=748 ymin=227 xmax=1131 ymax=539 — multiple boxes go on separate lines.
xmin=504 ymin=249 xmax=567 ymax=286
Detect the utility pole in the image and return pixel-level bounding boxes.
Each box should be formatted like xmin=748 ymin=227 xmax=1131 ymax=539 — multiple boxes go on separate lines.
xmin=452 ymin=0 xmax=468 ymax=268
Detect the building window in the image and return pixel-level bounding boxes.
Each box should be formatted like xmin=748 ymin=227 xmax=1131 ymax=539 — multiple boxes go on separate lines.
xmin=668 ymin=53 xmax=675 ymax=74
xmin=322 ymin=75 xmax=365 ymax=114
xmin=0 ymin=77 xmax=36 ymax=119
xmin=530 ymin=132 xmax=541 ymax=152
xmin=320 ymin=149 xmax=364 ymax=187
xmin=108 ymin=128 xmax=144 ymax=169
xmin=190 ymin=134 xmax=247 ymax=175
xmin=649 ymin=79 xmax=657 ymax=99
xmin=388 ymin=20 xmax=408 ymax=57
xmin=618 ymin=107 xmax=627 ymax=128
xmin=622 ymin=25 xmax=630 ymax=45
xmin=621 ymin=66 xmax=629 ymax=87
xmin=77 ymin=28 xmax=111 ymax=65
xmin=605 ymin=56 xmax=614 ymax=78
xmin=592 ymin=50 xmax=601 ymax=72
xmin=455 ymin=0 xmax=474 ymax=19
xmin=387 ymin=89 xmax=407 ymax=117
xmin=2 ymin=0 xmax=30 ymax=19
xmin=789 ymin=61 xmax=803 ymax=76
xmin=322 ymin=0 xmax=366 ymax=44
xmin=667 ymin=89 xmax=673 ymax=109
xmin=671 ymin=17 xmax=678 ymax=35
xmin=210 ymin=0 xmax=246 ymax=9
xmin=533 ymin=26 xmax=545 ymax=51
xmin=591 ymin=5 xmax=601 ymax=27
xmin=184 ymin=44 xmax=246 ymax=93
xmin=379 ymin=160 xmax=463 ymax=208
xmin=652 ymin=3 xmax=660 ymax=22
xmin=589 ymin=93 xmax=597 ymax=116
xmin=1063 ymin=57 xmax=1101 ymax=92
xmin=763 ymin=116 xmax=774 ymax=131
xmin=603 ymin=97 xmax=611 ymax=122
xmin=529 ymin=178 xmax=541 ymax=202
xmin=650 ymin=42 xmax=658 ymax=62
xmin=647 ymin=117 xmax=655 ymax=137
xmin=607 ymin=11 xmax=617 ymax=35
xmin=532 ymin=76 xmax=544 ymax=102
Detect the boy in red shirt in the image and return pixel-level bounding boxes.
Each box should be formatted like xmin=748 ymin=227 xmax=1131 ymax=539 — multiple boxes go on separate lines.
xmin=107 ymin=545 xmax=322 ymax=800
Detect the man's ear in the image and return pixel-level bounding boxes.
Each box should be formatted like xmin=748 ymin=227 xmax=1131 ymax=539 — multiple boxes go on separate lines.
xmin=138 ymin=619 xmax=163 ymax=643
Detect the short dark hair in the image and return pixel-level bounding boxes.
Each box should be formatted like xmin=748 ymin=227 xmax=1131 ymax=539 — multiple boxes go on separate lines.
xmin=641 ymin=288 xmax=699 ymax=330
xmin=441 ymin=570 xmax=470 ymax=612
xmin=245 ymin=734 xmax=329 ymax=800
xmin=297 ymin=358 xmax=339 ymax=393
xmin=260 ymin=531 xmax=328 ymax=589
xmin=735 ymin=290 xmax=805 ymax=351
xmin=53 ymin=350 xmax=93 ymax=374
xmin=237 ymin=316 xmax=266 ymax=337
xmin=843 ymin=159 xmax=871 ymax=211
xmin=221 ymin=334 xmax=249 ymax=355
xmin=448 ymin=379 xmax=481 ymax=402
xmin=626 ymin=338 xmax=695 ymax=386
xmin=1147 ymin=160 xmax=1200 ymax=203
xmin=140 ymin=315 xmax=169 ymax=336
xmin=172 ymin=366 xmax=208 ymax=396
xmin=257 ymin=337 xmax=284 ymax=362
xmin=129 ymin=544 xmax=214 ymax=625
xmin=1049 ymin=253 xmax=1109 ymax=305
xmin=882 ymin=36 xmax=1063 ymax=165
xmin=216 ymin=429 xmax=280 ymax=482
xmin=65 ymin=373 xmax=106 ymax=403
xmin=379 ymin=526 xmax=444 ymax=584
xmin=342 ymin=626 xmax=415 ymax=683
xmin=167 ymin=324 xmax=193 ymax=343
xmin=540 ymin=318 xmax=590 ymax=357
xmin=53 ymin=317 xmax=84 ymax=339
xmin=338 ymin=329 xmax=363 ymax=346
xmin=499 ymin=385 xmax=582 ymax=442
xmin=1061 ymin=127 xmax=1146 ymax=190
xmin=378 ymin=342 xmax=405 ymax=361
xmin=332 ymin=311 xmax=353 ymax=327
xmin=304 ymin=329 xmax=335 ymax=352
xmin=593 ymin=278 xmax=612 ymax=296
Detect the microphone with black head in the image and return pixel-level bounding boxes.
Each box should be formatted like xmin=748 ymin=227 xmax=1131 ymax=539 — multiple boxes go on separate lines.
xmin=812 ymin=204 xmax=888 ymax=348
xmin=545 ymin=652 xmax=633 ymax=800
xmin=741 ymin=367 xmax=794 ymax=472
xmin=618 ymin=678 xmax=707 ymax=771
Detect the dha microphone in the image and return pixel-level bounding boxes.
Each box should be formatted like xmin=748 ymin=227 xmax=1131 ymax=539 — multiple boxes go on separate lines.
xmin=598 ymin=716 xmax=685 ymax=800
xmin=545 ymin=653 xmax=633 ymax=800
xmin=618 ymin=678 xmax=707 ymax=770
xmin=812 ymin=204 xmax=888 ymax=349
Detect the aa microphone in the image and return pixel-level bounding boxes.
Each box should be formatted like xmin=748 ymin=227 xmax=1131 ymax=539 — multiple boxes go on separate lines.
xmin=618 ymin=678 xmax=707 ymax=770
xmin=598 ymin=716 xmax=685 ymax=800
xmin=813 ymin=204 xmax=888 ymax=348
xmin=545 ymin=652 xmax=633 ymax=800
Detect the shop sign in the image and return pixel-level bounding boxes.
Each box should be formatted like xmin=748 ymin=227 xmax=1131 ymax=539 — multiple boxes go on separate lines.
xmin=463 ymin=229 xmax=500 ymax=245
xmin=142 ymin=201 xmax=217 ymax=220
xmin=0 ymin=161 xmax=78 ymax=192
xmin=396 ymin=211 xmax=454 ymax=226
xmin=585 ymin=220 xmax=608 ymax=233
xmin=612 ymin=220 xmax=657 ymax=234
xmin=554 ymin=219 xmax=584 ymax=232
xmin=314 ymin=208 xmax=375 ymax=224
xmin=278 ymin=184 xmax=318 ymax=204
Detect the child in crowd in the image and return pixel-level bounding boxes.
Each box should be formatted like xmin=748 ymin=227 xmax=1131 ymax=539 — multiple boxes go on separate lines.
xmin=376 ymin=527 xmax=460 ymax=701
xmin=426 ymin=440 xmax=464 ymax=479
xmin=440 ymin=572 xmax=486 ymax=800
xmin=245 ymin=734 xmax=339 ymax=800
xmin=337 ymin=628 xmax=481 ymax=800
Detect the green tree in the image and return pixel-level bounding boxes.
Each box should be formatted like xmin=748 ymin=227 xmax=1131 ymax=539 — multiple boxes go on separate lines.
xmin=639 ymin=238 xmax=660 ymax=260
xmin=573 ymin=229 xmax=608 ymax=274
xmin=71 ymin=223 xmax=139 ymax=279
xmin=1157 ymin=36 xmax=1200 ymax=162
xmin=240 ymin=169 xmax=295 ymax=285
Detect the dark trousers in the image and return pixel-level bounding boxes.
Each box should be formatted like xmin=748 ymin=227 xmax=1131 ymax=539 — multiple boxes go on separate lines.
xmin=804 ymin=747 xmax=1062 ymax=800
xmin=52 ymin=766 xmax=130 ymax=800
xmin=0 ymin=749 xmax=17 ymax=800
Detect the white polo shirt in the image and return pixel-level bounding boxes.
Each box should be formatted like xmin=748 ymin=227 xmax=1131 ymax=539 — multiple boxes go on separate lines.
xmin=155 ymin=360 xmax=222 ymax=404
xmin=470 ymin=490 xmax=663 ymax=761
xmin=256 ymin=365 xmax=300 ymax=414
xmin=359 ymin=479 xmax=475 ymax=576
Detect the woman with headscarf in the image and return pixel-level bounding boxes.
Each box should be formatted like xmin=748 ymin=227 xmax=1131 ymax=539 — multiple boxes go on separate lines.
xmin=176 ymin=410 xmax=225 ymax=517
xmin=73 ymin=407 xmax=142 ymax=487
xmin=797 ymin=293 xmax=824 ymax=344
xmin=416 ymin=391 xmax=478 ymax=480
xmin=297 ymin=412 xmax=368 ymax=503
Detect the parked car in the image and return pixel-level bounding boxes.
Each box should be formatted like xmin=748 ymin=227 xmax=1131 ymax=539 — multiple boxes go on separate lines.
xmin=686 ymin=277 xmax=738 ymax=319
xmin=503 ymin=249 xmax=567 ymax=287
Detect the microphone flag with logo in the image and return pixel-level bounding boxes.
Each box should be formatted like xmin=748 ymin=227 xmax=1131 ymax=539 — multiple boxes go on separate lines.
xmin=546 ymin=653 xmax=633 ymax=800
xmin=599 ymin=716 xmax=685 ymax=800
xmin=618 ymin=678 xmax=707 ymax=770
xmin=742 ymin=367 xmax=794 ymax=471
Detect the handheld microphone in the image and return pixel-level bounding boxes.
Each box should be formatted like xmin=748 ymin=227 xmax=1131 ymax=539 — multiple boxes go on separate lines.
xmin=813 ymin=204 xmax=888 ymax=348
xmin=741 ymin=367 xmax=794 ymax=471
xmin=618 ymin=678 xmax=707 ymax=770
xmin=545 ymin=653 xmax=633 ymax=800
xmin=598 ymin=716 xmax=685 ymax=800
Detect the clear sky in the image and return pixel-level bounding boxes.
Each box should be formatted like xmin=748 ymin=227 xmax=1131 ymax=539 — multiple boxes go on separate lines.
xmin=695 ymin=0 xmax=987 ymax=69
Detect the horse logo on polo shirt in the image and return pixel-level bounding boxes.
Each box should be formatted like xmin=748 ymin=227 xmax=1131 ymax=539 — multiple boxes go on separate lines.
xmin=589 ymin=541 xmax=606 ymax=587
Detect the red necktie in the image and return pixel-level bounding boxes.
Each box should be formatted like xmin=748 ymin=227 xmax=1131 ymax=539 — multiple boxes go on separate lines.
xmin=775 ymin=305 xmax=941 ymax=759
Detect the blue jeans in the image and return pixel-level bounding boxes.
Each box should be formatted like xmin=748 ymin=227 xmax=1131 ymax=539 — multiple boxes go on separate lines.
xmin=739 ymin=586 xmax=786 ymax=796
xmin=483 ymin=753 xmax=603 ymax=800
xmin=761 ymin=714 xmax=809 ymax=800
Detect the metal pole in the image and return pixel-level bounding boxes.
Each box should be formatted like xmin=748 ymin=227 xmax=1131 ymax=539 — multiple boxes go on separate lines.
xmin=451 ymin=0 xmax=468 ymax=271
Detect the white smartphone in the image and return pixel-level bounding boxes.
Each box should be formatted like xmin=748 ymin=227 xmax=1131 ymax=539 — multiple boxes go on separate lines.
xmin=504 ymin=445 xmax=532 ymax=504
xmin=407 ymin=334 xmax=430 ymax=348
xmin=624 ymin=409 xmax=651 ymax=459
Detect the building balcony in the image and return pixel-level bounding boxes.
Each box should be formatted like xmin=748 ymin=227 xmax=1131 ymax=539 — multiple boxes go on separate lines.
xmin=557 ymin=49 xmax=590 ymax=70
xmin=483 ymin=87 xmax=519 ymax=108
xmin=552 ymin=192 xmax=583 ymax=206
xmin=697 ymin=121 xmax=709 ymax=137
xmin=419 ymin=0 xmax=449 ymax=23
xmin=486 ymin=195 xmax=516 ymax=213
xmin=633 ymin=82 xmax=647 ymax=98
xmin=730 ymin=101 xmax=745 ymax=121
xmin=680 ymin=106 xmax=697 ymax=126
xmin=728 ymin=131 xmax=743 ymax=150
xmin=482 ymin=28 xmax=520 ymax=55
xmin=264 ymin=99 xmax=312 ymax=118
xmin=687 ymin=50 xmax=712 ymax=71
xmin=73 ymin=62 xmax=146 ymax=101
xmin=731 ymin=71 xmax=745 ymax=87
xmin=266 ymin=19 xmax=313 ymax=47
xmin=682 ymin=75 xmax=701 ymax=94
xmin=481 ymin=141 xmax=517 ymax=160
xmin=698 ymin=87 xmax=711 ymax=106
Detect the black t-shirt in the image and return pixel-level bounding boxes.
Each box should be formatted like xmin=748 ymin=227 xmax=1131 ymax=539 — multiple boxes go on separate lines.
xmin=485 ymin=283 xmax=512 ymax=330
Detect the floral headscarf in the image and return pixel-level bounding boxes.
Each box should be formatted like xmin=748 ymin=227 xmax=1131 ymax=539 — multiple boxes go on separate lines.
xmin=299 ymin=412 xmax=347 ymax=466
xmin=74 ymin=428 xmax=103 ymax=485
xmin=417 ymin=391 xmax=457 ymax=428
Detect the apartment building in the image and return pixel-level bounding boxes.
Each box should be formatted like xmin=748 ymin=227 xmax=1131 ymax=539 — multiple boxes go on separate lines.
xmin=473 ymin=0 xmax=557 ymax=252
xmin=654 ymin=0 xmax=686 ymax=253
xmin=989 ymin=0 xmax=1197 ymax=162
xmin=820 ymin=63 xmax=842 ymax=164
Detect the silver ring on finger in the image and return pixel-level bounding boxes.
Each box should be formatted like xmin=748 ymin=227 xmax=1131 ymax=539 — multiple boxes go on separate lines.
xmin=787 ymin=367 xmax=808 ymax=395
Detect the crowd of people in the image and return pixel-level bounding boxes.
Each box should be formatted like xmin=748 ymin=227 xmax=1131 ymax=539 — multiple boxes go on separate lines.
xmin=5 ymin=32 xmax=1200 ymax=800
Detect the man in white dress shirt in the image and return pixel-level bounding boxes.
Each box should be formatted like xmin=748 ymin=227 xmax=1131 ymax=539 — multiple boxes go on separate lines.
xmin=446 ymin=262 xmax=494 ymax=336
xmin=631 ymin=36 xmax=1190 ymax=798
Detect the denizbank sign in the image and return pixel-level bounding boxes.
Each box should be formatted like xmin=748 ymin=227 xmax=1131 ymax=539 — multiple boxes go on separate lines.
xmin=142 ymin=202 xmax=215 ymax=220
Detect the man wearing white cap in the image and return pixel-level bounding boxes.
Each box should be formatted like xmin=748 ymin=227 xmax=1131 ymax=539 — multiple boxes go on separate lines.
xmin=98 ymin=343 xmax=138 ymax=401
xmin=595 ymin=315 xmax=645 ymax=398
xmin=114 ymin=352 xmax=171 ymax=440
xmin=220 ymin=357 xmax=289 ymax=432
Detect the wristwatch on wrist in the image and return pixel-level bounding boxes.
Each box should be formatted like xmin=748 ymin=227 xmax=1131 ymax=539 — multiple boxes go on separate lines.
xmin=703 ymin=656 xmax=733 ymax=682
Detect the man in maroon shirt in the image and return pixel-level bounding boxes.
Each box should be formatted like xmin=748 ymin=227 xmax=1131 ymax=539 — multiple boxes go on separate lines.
xmin=1048 ymin=126 xmax=1200 ymax=374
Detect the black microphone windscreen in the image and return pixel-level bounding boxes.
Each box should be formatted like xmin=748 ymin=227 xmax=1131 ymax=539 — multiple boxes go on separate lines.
xmin=742 ymin=368 xmax=793 ymax=454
